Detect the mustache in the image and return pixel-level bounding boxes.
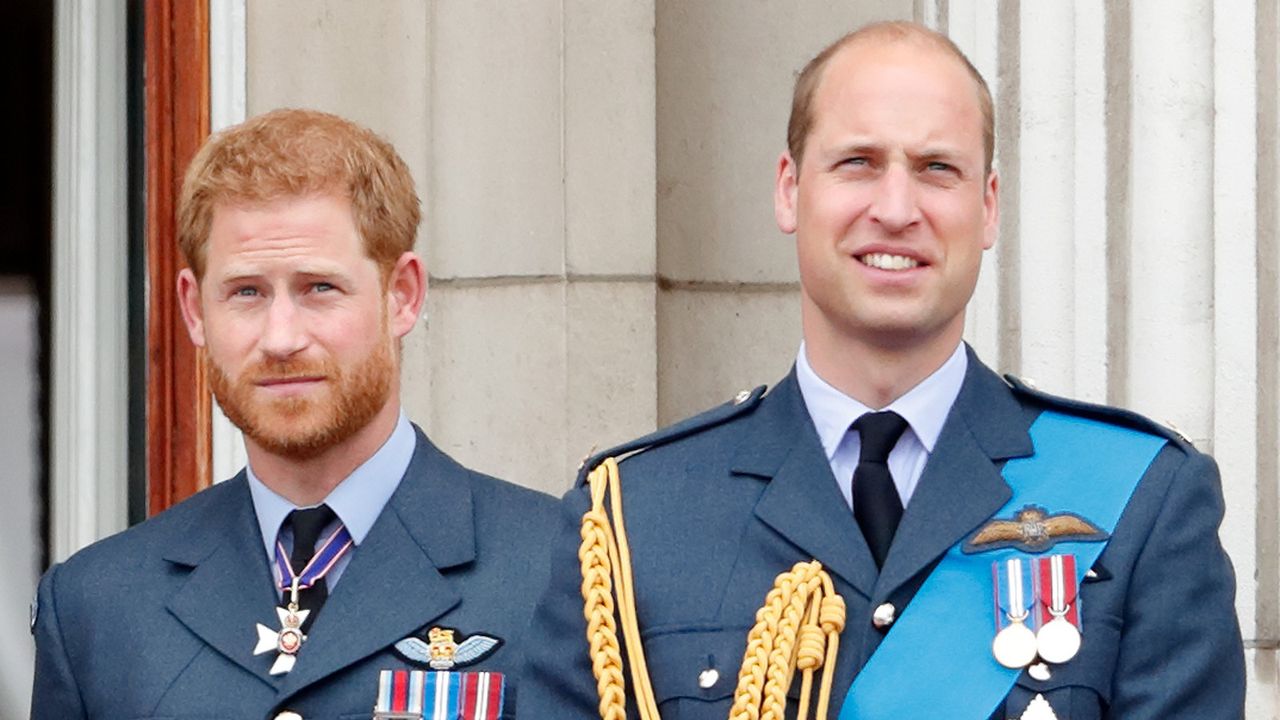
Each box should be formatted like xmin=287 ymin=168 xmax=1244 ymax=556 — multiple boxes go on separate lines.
xmin=241 ymin=357 xmax=335 ymax=383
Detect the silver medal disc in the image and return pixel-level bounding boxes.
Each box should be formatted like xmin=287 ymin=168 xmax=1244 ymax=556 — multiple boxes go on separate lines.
xmin=1036 ymin=616 xmax=1082 ymax=664
xmin=992 ymin=621 xmax=1038 ymax=669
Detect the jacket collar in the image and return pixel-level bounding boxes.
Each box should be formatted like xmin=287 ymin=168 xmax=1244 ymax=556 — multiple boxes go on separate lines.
xmin=732 ymin=346 xmax=1034 ymax=600
xmin=163 ymin=428 xmax=477 ymax=698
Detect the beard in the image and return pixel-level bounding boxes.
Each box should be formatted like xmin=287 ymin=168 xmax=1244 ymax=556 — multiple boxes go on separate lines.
xmin=208 ymin=334 xmax=395 ymax=461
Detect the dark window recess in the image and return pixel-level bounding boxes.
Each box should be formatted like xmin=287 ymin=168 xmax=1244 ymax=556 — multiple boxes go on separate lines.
xmin=0 ymin=0 xmax=54 ymax=570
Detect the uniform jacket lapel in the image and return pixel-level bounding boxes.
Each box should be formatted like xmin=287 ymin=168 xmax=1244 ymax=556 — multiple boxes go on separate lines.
xmin=164 ymin=474 xmax=281 ymax=689
xmin=875 ymin=348 xmax=1035 ymax=597
xmin=733 ymin=372 xmax=882 ymax=600
xmin=276 ymin=430 xmax=473 ymax=702
xmin=730 ymin=349 xmax=1037 ymax=605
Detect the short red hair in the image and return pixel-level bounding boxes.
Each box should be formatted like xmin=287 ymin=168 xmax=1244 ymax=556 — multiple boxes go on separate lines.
xmin=177 ymin=108 xmax=421 ymax=279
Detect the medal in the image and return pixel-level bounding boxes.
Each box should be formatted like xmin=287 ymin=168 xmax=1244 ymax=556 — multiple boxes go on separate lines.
xmin=251 ymin=523 xmax=354 ymax=675
xmin=1035 ymin=554 xmax=1082 ymax=664
xmin=254 ymin=579 xmax=311 ymax=675
xmin=992 ymin=621 xmax=1038 ymax=669
xmin=991 ymin=557 xmax=1038 ymax=669
xmin=1036 ymin=617 xmax=1081 ymax=664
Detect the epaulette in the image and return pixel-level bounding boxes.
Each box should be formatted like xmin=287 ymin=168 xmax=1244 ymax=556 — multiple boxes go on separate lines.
xmin=1003 ymin=374 xmax=1194 ymax=447
xmin=575 ymin=385 xmax=768 ymax=486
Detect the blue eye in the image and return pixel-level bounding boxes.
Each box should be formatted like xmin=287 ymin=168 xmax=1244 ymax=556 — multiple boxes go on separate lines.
xmin=234 ymin=286 xmax=259 ymax=297
xmin=313 ymin=282 xmax=335 ymax=293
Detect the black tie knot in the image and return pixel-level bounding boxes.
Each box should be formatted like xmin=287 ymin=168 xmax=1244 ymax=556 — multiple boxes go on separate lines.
xmin=853 ymin=411 xmax=909 ymax=464
xmin=287 ymin=504 xmax=337 ymax=574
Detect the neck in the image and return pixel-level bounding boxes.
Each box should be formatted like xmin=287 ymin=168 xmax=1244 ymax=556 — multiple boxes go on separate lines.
xmin=802 ymin=323 xmax=962 ymax=409
xmin=245 ymin=399 xmax=401 ymax=506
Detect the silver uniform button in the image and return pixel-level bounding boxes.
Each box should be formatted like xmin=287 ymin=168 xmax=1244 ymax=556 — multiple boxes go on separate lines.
xmin=698 ymin=668 xmax=719 ymax=689
xmin=733 ymin=390 xmax=751 ymax=405
xmin=273 ymin=712 xmax=302 ymax=720
xmin=872 ymin=602 xmax=896 ymax=629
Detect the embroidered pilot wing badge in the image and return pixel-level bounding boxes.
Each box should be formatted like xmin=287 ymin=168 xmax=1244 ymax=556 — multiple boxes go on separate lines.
xmin=963 ymin=504 xmax=1108 ymax=554
xmin=394 ymin=627 xmax=503 ymax=670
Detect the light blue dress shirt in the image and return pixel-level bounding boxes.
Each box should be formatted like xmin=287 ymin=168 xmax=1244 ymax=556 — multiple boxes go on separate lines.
xmin=246 ymin=412 xmax=416 ymax=591
xmin=795 ymin=342 xmax=967 ymax=510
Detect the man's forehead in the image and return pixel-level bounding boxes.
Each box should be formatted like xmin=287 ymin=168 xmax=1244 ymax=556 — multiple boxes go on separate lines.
xmin=201 ymin=205 xmax=376 ymax=284
xmin=807 ymin=38 xmax=985 ymax=144
xmin=207 ymin=194 xmax=360 ymax=248
xmin=820 ymin=36 xmax=978 ymax=101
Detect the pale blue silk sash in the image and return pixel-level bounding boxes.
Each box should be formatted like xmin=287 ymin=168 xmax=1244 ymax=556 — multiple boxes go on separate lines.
xmin=838 ymin=411 xmax=1167 ymax=719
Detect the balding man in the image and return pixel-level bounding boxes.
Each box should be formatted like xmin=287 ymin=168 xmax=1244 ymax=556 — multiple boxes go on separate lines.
xmin=519 ymin=22 xmax=1243 ymax=720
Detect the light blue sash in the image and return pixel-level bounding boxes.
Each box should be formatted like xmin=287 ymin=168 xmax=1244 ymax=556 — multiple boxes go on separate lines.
xmin=838 ymin=411 xmax=1167 ymax=719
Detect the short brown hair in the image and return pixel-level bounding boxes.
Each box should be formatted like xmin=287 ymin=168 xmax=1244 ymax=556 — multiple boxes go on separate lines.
xmin=786 ymin=21 xmax=995 ymax=173
xmin=178 ymin=108 xmax=421 ymax=279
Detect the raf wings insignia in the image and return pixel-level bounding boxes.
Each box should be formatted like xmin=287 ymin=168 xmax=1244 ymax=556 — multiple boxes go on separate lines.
xmin=394 ymin=626 xmax=503 ymax=670
xmin=963 ymin=504 xmax=1108 ymax=554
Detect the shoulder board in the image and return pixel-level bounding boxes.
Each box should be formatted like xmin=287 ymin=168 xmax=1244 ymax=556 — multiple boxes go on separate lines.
xmin=575 ymin=385 xmax=768 ymax=486
xmin=1003 ymin=374 xmax=1193 ymax=447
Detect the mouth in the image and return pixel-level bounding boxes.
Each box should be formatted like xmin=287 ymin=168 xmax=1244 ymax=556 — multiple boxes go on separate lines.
xmin=255 ymin=376 xmax=325 ymax=393
xmin=856 ymin=252 xmax=922 ymax=271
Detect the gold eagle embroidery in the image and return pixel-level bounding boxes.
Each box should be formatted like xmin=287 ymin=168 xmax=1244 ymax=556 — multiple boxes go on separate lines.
xmin=963 ymin=505 xmax=1107 ymax=554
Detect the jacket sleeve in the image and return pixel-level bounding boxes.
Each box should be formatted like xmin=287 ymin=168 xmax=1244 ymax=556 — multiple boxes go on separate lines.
xmin=30 ymin=563 xmax=88 ymax=720
xmin=1109 ymin=448 xmax=1245 ymax=718
xmin=517 ymin=488 xmax=605 ymax=719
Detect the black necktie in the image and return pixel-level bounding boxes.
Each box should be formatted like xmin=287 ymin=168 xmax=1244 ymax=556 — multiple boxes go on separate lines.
xmin=852 ymin=411 xmax=909 ymax=569
xmin=285 ymin=504 xmax=337 ymax=631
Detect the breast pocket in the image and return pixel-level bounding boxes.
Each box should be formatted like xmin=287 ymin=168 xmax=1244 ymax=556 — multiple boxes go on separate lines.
xmin=998 ymin=613 xmax=1121 ymax=720
xmin=642 ymin=626 xmax=749 ymax=719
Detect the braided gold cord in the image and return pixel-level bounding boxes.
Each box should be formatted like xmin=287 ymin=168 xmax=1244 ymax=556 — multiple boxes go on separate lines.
xmin=603 ymin=459 xmax=661 ymax=720
xmin=761 ymin=572 xmax=817 ymax=720
xmin=579 ymin=469 xmax=627 ymax=720
xmin=729 ymin=561 xmax=845 ymax=720
xmin=579 ymin=460 xmax=848 ymax=720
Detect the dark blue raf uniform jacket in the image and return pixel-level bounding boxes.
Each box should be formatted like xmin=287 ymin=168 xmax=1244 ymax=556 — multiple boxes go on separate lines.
xmin=520 ymin=350 xmax=1245 ymax=719
xmin=31 ymin=429 xmax=556 ymax=720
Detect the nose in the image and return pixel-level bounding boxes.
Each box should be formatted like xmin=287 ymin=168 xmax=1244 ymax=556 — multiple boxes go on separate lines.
xmin=868 ymin=163 xmax=921 ymax=233
xmin=259 ymin=295 xmax=308 ymax=359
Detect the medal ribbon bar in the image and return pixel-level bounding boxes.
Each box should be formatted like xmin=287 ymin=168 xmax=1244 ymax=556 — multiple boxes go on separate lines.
xmin=1035 ymin=554 xmax=1080 ymax=627
xmin=372 ymin=670 xmax=505 ymax=720
xmin=994 ymin=557 xmax=1036 ymax=632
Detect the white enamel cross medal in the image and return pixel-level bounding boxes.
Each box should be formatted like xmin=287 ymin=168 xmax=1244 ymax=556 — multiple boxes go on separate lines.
xmin=254 ymin=579 xmax=310 ymax=675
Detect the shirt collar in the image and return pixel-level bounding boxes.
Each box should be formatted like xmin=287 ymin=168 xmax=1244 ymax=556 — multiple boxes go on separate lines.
xmin=247 ymin=412 xmax=417 ymax=558
xmin=795 ymin=341 xmax=967 ymax=460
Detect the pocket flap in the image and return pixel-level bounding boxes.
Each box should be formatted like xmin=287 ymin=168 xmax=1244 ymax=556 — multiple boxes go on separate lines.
xmin=642 ymin=626 xmax=750 ymax=703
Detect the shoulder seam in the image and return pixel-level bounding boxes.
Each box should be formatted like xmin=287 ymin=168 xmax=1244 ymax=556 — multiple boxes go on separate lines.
xmin=1004 ymin=374 xmax=1191 ymax=447
xmin=575 ymin=384 xmax=768 ymax=486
